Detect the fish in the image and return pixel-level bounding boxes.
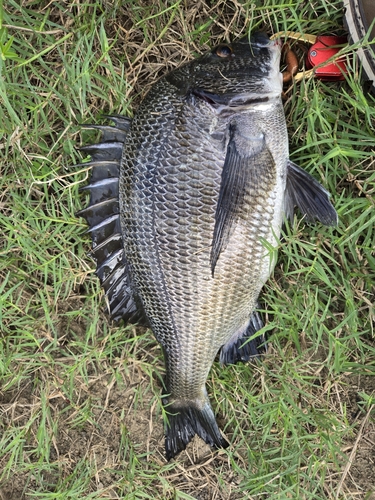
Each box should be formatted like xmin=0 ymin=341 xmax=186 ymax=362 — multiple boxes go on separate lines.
xmin=77 ymin=31 xmax=338 ymax=460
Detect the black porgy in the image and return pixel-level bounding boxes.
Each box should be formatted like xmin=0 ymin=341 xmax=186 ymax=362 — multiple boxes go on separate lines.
xmin=78 ymin=32 xmax=337 ymax=460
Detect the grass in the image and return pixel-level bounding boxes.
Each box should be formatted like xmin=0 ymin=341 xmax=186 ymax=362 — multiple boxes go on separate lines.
xmin=0 ymin=0 xmax=374 ymax=498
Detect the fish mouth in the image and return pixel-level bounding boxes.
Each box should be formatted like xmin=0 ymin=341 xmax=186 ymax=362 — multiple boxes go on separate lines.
xmin=270 ymin=37 xmax=283 ymax=50
xmin=250 ymin=31 xmax=280 ymax=51
xmin=248 ymin=33 xmax=281 ymax=55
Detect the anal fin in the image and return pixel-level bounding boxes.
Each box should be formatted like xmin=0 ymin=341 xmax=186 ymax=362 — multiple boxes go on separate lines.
xmin=220 ymin=309 xmax=266 ymax=365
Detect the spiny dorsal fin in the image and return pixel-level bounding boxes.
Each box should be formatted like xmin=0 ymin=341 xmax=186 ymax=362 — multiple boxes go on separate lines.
xmin=77 ymin=116 xmax=147 ymax=325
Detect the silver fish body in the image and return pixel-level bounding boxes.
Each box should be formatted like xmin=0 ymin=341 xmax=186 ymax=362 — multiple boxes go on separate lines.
xmin=78 ymin=32 xmax=337 ymax=459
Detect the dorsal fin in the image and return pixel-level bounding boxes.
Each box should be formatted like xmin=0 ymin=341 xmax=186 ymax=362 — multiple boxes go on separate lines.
xmin=77 ymin=116 xmax=147 ymax=325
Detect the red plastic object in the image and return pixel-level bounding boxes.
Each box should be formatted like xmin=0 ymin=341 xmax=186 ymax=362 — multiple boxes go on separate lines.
xmin=306 ymin=35 xmax=348 ymax=80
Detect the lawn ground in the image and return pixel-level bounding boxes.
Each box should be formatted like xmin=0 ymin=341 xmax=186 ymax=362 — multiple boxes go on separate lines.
xmin=0 ymin=1 xmax=374 ymax=499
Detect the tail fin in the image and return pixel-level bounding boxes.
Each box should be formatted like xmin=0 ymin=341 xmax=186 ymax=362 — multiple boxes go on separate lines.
xmin=164 ymin=401 xmax=228 ymax=460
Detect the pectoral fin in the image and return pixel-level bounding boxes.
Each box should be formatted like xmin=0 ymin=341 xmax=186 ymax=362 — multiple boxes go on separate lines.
xmin=285 ymin=161 xmax=338 ymax=226
xmin=210 ymin=124 xmax=274 ymax=274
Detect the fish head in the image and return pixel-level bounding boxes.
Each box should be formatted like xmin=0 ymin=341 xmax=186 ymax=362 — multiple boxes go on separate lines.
xmin=166 ymin=32 xmax=283 ymax=110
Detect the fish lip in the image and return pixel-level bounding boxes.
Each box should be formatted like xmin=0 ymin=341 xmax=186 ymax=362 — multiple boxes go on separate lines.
xmin=270 ymin=37 xmax=283 ymax=50
xmin=249 ymin=32 xmax=281 ymax=52
xmin=249 ymin=31 xmax=273 ymax=48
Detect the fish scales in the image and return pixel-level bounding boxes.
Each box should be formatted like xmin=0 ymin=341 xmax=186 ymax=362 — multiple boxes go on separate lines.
xmin=120 ymin=91 xmax=286 ymax=379
xmin=125 ymin=106 xmax=266 ymax=366
xmin=79 ymin=32 xmax=338 ymax=460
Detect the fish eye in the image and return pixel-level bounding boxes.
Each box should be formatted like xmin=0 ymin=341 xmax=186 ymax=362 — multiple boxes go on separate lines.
xmin=215 ymin=44 xmax=233 ymax=58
